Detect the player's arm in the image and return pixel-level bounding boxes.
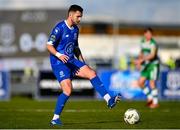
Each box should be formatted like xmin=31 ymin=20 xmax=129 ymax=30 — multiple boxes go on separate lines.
xmin=143 ymin=48 xmax=156 ymax=61
xmin=135 ymin=48 xmax=156 ymax=66
xmin=46 ymin=26 xmax=69 ymax=63
xmin=134 ymin=51 xmax=144 ymax=70
xmin=136 ymin=51 xmax=144 ymax=64
xmin=46 ymin=44 xmax=69 ymax=63
xmin=141 ymin=45 xmax=157 ymax=62
xmin=74 ymin=47 xmax=85 ymax=63
xmin=73 ymin=29 xmax=85 ymax=63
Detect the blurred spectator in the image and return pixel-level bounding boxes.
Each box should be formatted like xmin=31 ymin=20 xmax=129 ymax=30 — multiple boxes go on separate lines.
xmin=165 ymin=56 xmax=176 ymax=70
xmin=129 ymin=56 xmax=136 ymax=71
xmin=118 ymin=56 xmax=128 ymax=70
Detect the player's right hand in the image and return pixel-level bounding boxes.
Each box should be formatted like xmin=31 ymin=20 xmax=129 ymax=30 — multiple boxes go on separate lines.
xmin=58 ymin=55 xmax=69 ymax=63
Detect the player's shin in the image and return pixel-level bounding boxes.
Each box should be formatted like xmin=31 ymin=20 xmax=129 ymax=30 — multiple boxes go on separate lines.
xmin=90 ymin=76 xmax=110 ymax=103
xmin=142 ymin=86 xmax=153 ymax=101
xmin=151 ymin=88 xmax=158 ymax=105
xmin=53 ymin=92 xmax=69 ymax=120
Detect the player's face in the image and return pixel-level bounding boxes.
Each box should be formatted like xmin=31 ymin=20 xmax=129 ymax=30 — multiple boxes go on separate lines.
xmin=70 ymin=11 xmax=82 ymax=25
xmin=144 ymin=31 xmax=152 ymax=41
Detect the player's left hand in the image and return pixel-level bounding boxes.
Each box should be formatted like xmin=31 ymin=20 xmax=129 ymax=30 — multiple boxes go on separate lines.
xmin=134 ymin=59 xmax=143 ymax=70
xmin=58 ymin=55 xmax=69 ymax=63
xmin=135 ymin=58 xmax=144 ymax=65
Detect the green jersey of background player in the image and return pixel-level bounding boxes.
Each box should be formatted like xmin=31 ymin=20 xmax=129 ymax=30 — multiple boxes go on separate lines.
xmin=135 ymin=27 xmax=159 ymax=108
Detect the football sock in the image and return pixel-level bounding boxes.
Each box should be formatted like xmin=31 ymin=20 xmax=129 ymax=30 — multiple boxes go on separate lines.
xmin=90 ymin=76 xmax=111 ymax=103
xmin=52 ymin=114 xmax=59 ymax=120
xmin=103 ymin=94 xmax=111 ymax=103
xmin=151 ymin=88 xmax=158 ymax=104
xmin=54 ymin=92 xmax=69 ymax=117
xmin=142 ymin=87 xmax=153 ymax=100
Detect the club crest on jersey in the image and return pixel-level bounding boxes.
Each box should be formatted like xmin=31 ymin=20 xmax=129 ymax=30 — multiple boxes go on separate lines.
xmin=59 ymin=71 xmax=65 ymax=78
xmin=65 ymin=42 xmax=74 ymax=55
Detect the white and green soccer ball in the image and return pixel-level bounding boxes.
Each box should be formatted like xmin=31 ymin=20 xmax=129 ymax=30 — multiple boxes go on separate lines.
xmin=124 ymin=108 xmax=140 ymax=124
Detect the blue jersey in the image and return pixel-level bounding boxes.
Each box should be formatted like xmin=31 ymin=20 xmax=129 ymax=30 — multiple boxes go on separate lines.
xmin=47 ymin=20 xmax=79 ymax=65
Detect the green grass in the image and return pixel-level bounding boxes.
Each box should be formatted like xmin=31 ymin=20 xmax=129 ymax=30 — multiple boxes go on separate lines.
xmin=0 ymin=96 xmax=180 ymax=129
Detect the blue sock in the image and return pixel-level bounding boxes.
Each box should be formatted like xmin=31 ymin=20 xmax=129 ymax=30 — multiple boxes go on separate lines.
xmin=54 ymin=93 xmax=69 ymax=115
xmin=90 ymin=76 xmax=108 ymax=97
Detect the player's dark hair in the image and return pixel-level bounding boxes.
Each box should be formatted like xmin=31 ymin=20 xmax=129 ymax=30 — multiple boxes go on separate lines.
xmin=144 ymin=27 xmax=153 ymax=33
xmin=68 ymin=4 xmax=83 ymax=14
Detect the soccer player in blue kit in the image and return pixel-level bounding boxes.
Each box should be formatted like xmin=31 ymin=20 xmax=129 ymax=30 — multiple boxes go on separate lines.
xmin=46 ymin=4 xmax=121 ymax=126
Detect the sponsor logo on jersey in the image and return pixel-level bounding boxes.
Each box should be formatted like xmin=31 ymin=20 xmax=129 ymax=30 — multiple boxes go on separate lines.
xmin=49 ymin=35 xmax=56 ymax=42
xmin=59 ymin=71 xmax=65 ymax=78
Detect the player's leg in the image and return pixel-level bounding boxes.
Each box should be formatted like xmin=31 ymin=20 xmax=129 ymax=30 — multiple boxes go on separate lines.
xmin=148 ymin=65 xmax=159 ymax=108
xmin=149 ymin=80 xmax=158 ymax=108
xmin=52 ymin=79 xmax=72 ymax=119
xmin=76 ymin=65 xmax=121 ymax=108
xmin=138 ymin=76 xmax=153 ymax=105
xmin=50 ymin=65 xmax=72 ymax=125
xmin=76 ymin=65 xmax=110 ymax=101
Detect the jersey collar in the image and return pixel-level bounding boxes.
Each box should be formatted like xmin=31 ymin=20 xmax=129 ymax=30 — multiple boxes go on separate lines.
xmin=64 ymin=20 xmax=74 ymax=30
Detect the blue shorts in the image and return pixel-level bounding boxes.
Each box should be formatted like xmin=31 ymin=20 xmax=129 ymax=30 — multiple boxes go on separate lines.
xmin=51 ymin=58 xmax=86 ymax=82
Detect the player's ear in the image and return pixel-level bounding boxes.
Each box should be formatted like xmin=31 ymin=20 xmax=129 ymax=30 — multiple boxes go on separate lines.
xmin=69 ymin=11 xmax=73 ymax=17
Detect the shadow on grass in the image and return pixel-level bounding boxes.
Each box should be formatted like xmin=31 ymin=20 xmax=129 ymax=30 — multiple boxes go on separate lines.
xmin=65 ymin=119 xmax=121 ymax=125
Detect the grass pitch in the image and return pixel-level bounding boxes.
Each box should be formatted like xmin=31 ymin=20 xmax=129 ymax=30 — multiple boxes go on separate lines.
xmin=0 ymin=96 xmax=180 ymax=129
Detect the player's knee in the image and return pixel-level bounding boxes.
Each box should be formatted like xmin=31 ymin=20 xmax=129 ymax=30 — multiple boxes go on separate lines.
xmin=149 ymin=80 xmax=156 ymax=88
xmin=60 ymin=80 xmax=72 ymax=96
xmin=63 ymin=89 xmax=72 ymax=96
xmin=88 ymin=69 xmax=97 ymax=79
xmin=138 ymin=80 xmax=144 ymax=88
xmin=63 ymin=85 xmax=72 ymax=96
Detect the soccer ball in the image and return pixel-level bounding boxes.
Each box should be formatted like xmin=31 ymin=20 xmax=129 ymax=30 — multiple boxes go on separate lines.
xmin=124 ymin=108 xmax=140 ymax=124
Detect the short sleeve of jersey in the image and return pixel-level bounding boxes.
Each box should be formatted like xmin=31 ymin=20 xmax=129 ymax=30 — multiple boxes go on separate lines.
xmin=47 ymin=26 xmax=62 ymax=46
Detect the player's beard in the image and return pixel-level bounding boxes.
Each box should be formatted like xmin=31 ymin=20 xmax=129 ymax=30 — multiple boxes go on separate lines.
xmin=70 ymin=18 xmax=80 ymax=25
xmin=74 ymin=20 xmax=80 ymax=25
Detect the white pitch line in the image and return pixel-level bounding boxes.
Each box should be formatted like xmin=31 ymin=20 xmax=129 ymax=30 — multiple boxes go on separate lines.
xmin=0 ymin=109 xmax=171 ymax=113
xmin=0 ymin=109 xmax=109 ymax=113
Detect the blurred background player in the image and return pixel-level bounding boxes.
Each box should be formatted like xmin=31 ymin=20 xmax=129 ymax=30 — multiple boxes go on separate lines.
xmin=135 ymin=28 xmax=159 ymax=108
xmin=46 ymin=4 xmax=121 ymax=126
